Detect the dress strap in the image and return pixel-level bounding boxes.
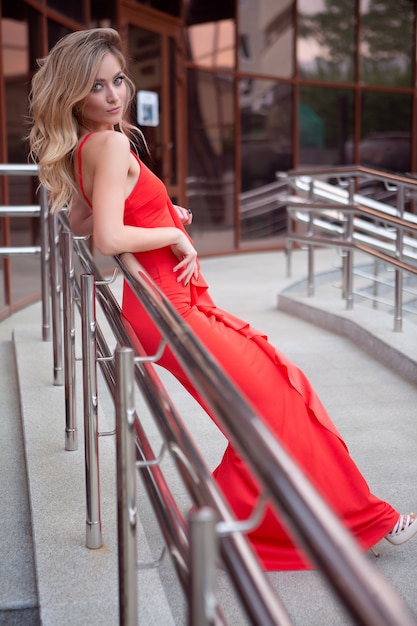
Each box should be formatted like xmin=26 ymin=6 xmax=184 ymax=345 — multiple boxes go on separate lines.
xmin=77 ymin=132 xmax=94 ymax=208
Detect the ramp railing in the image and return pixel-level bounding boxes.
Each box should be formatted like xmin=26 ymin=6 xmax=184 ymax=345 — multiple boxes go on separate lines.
xmin=280 ymin=165 xmax=417 ymax=331
xmin=47 ymin=209 xmax=417 ymax=626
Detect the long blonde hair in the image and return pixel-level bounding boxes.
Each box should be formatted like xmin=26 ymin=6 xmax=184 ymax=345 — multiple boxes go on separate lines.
xmin=28 ymin=28 xmax=144 ymax=213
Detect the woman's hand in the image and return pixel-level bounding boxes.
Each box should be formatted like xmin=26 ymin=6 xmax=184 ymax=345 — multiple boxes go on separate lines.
xmin=171 ymin=232 xmax=199 ymax=285
xmin=173 ymin=204 xmax=193 ymax=226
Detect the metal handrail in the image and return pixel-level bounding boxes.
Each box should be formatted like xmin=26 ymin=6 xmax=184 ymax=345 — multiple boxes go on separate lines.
xmin=54 ymin=211 xmax=417 ymax=626
xmin=0 ymin=163 xmax=50 ymax=339
xmin=61 ymin=226 xmax=288 ymax=625
xmin=281 ymin=166 xmax=417 ymax=331
xmin=284 ymin=164 xmax=417 ymax=189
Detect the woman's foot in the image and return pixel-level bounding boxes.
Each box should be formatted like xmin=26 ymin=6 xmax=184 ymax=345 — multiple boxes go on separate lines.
xmin=386 ymin=513 xmax=417 ymax=545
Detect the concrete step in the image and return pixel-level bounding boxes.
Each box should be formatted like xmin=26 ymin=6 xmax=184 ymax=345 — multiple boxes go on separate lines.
xmin=12 ymin=326 xmax=176 ymax=625
xmin=0 ymin=339 xmax=40 ymax=625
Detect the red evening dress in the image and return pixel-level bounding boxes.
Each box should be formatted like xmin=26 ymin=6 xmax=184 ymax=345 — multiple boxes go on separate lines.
xmin=78 ymin=134 xmax=398 ymax=570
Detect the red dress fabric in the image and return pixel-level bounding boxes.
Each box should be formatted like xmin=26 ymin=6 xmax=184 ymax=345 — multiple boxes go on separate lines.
xmin=78 ymin=135 xmax=398 ymax=570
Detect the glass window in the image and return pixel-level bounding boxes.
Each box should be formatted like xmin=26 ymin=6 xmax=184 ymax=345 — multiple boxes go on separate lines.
xmin=1 ymin=16 xmax=41 ymax=311
xmin=359 ymin=91 xmax=412 ymax=173
xmin=239 ymin=0 xmax=294 ymax=78
xmin=298 ymin=0 xmax=356 ymax=82
xmin=187 ymin=19 xmax=235 ymax=68
xmin=128 ymin=0 xmax=180 ymax=17
xmin=239 ymin=79 xmax=292 ymax=245
xmin=128 ymin=26 xmax=163 ymax=174
xmin=47 ymin=20 xmax=71 ymax=50
xmin=2 ymin=18 xmax=29 ymax=163
xmin=298 ymin=86 xmax=354 ymax=167
xmin=360 ymin=0 xmax=414 ymax=86
xmin=240 ymin=79 xmax=292 ymax=190
xmin=186 ymin=69 xmax=235 ymax=253
xmin=186 ymin=0 xmax=235 ymax=69
xmin=46 ymin=0 xmax=84 ymax=24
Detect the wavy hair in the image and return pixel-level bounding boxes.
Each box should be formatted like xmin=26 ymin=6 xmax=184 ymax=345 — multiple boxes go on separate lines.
xmin=28 ymin=28 xmax=146 ymax=213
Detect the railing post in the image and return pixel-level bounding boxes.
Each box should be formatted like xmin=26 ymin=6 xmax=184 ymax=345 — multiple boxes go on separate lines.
xmin=60 ymin=230 xmax=77 ymax=451
xmin=81 ymin=273 xmax=103 ymax=549
xmin=344 ymin=178 xmax=355 ymax=310
xmin=39 ymin=185 xmax=50 ymax=340
xmin=115 ymin=346 xmax=138 ymax=626
xmin=394 ymin=185 xmax=405 ymax=332
xmin=188 ymin=507 xmax=217 ymax=626
xmin=307 ymin=179 xmax=315 ymax=296
xmin=48 ymin=211 xmax=63 ymax=386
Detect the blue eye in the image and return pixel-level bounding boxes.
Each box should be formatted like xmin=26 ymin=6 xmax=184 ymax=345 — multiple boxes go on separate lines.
xmin=92 ymin=82 xmax=102 ymax=92
xmin=114 ymin=75 xmax=125 ymax=86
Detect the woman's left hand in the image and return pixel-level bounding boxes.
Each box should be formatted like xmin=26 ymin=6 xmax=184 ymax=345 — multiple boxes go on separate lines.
xmin=173 ymin=204 xmax=193 ymax=226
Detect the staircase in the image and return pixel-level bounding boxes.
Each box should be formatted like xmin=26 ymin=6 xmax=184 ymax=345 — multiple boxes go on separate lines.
xmin=0 ymin=312 xmax=176 ymax=626
xmin=0 ymin=339 xmax=39 ymax=625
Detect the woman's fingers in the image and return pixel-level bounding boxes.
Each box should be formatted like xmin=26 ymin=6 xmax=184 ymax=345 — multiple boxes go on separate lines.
xmin=173 ymin=255 xmax=198 ymax=285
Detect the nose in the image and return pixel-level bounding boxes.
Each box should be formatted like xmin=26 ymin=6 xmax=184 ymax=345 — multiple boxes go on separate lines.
xmin=106 ymin=86 xmax=118 ymax=102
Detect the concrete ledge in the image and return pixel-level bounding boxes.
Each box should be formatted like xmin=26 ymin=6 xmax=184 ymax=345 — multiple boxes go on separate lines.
xmin=278 ymin=292 xmax=417 ymax=385
xmin=0 ymin=340 xmax=39 ymax=625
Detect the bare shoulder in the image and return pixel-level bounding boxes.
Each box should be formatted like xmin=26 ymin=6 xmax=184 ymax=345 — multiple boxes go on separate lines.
xmin=89 ymin=130 xmax=130 ymax=149
xmin=82 ymin=131 xmax=130 ymax=167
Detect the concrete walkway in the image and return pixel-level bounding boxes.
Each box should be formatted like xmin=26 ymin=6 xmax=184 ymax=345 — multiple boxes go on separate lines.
xmin=1 ymin=246 xmax=416 ymax=625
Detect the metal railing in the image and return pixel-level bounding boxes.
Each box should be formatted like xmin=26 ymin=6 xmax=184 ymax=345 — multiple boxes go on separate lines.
xmin=0 ymin=163 xmax=50 ymax=338
xmin=47 ymin=210 xmax=417 ymax=625
xmin=239 ymin=180 xmax=288 ymax=240
xmin=279 ymin=165 xmax=417 ymax=331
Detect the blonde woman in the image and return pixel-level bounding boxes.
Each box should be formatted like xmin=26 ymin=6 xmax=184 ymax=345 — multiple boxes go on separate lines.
xmin=29 ymin=28 xmax=417 ymax=570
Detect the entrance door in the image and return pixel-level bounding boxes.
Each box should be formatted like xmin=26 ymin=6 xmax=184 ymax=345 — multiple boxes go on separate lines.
xmin=121 ymin=10 xmax=185 ymax=205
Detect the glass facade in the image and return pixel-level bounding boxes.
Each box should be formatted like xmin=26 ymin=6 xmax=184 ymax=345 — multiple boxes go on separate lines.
xmin=186 ymin=69 xmax=235 ymax=252
xmin=298 ymin=0 xmax=356 ymax=82
xmin=360 ymin=0 xmax=414 ymax=87
xmin=1 ymin=0 xmax=417 ymax=313
xmin=299 ymin=86 xmax=354 ymax=167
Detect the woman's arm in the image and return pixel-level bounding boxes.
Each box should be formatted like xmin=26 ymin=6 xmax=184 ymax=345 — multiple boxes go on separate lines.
xmin=84 ymin=132 xmax=198 ymax=284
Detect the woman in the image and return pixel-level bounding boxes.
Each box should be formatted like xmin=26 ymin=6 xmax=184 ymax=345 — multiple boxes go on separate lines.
xmin=29 ymin=28 xmax=417 ymax=570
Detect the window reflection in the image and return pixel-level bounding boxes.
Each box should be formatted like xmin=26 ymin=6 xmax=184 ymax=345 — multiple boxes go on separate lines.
xmin=188 ymin=20 xmax=235 ymax=68
xmin=239 ymin=80 xmax=292 ymax=245
xmin=239 ymin=0 xmax=294 ymax=78
xmin=2 ymin=19 xmax=28 ymax=75
xmin=128 ymin=26 xmax=163 ymax=175
xmin=47 ymin=21 xmax=71 ymax=49
xmin=360 ymin=0 xmax=414 ymax=86
xmin=129 ymin=0 xmax=180 ymax=17
xmin=2 ymin=18 xmax=29 ymax=163
xmin=298 ymin=0 xmax=356 ymax=82
xmin=240 ymin=80 xmax=292 ymax=190
xmin=299 ymin=86 xmax=354 ymax=166
xmin=357 ymin=91 xmax=412 ymax=172
xmin=186 ymin=70 xmax=235 ymax=253
xmin=46 ymin=0 xmax=84 ymax=23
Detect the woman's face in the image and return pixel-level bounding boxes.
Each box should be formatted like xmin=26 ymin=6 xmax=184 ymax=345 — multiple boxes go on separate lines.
xmin=79 ymin=52 xmax=128 ymax=131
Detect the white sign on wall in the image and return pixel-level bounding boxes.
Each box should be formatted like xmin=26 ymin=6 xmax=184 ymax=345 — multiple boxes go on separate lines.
xmin=137 ymin=90 xmax=159 ymax=127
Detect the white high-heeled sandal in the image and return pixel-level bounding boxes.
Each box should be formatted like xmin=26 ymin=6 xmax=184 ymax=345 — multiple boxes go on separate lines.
xmin=385 ymin=513 xmax=417 ymax=545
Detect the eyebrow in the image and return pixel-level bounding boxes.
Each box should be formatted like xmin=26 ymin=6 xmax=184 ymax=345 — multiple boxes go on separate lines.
xmin=95 ymin=70 xmax=124 ymax=83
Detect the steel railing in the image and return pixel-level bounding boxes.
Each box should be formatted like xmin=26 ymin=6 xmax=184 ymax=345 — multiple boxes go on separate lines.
xmin=279 ymin=165 xmax=417 ymax=331
xmin=47 ymin=210 xmax=417 ymax=626
xmin=0 ymin=163 xmax=50 ymax=338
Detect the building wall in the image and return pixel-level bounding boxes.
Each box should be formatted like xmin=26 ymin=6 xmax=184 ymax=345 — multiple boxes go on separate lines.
xmin=1 ymin=0 xmax=416 ymax=311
